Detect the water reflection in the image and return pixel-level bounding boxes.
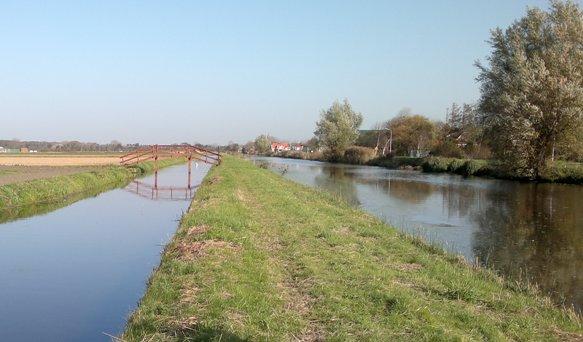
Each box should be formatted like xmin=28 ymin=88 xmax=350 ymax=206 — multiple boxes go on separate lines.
xmin=0 ymin=163 xmax=210 ymax=341
xmin=314 ymin=167 xmax=360 ymax=205
xmin=125 ymin=180 xmax=198 ymax=201
xmin=0 ymin=180 xmax=128 ymax=225
xmin=472 ymin=183 xmax=583 ymax=309
xmin=252 ymin=157 xmax=583 ymax=312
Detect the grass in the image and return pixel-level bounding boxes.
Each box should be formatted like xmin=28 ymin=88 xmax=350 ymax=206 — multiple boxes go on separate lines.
xmin=123 ymin=156 xmax=582 ymax=341
xmin=0 ymin=158 xmax=184 ymax=209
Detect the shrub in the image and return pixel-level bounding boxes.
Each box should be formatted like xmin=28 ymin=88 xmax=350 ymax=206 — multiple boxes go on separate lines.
xmin=459 ymin=159 xmax=488 ymax=176
xmin=422 ymin=157 xmax=453 ymax=172
xmin=542 ymin=161 xmax=583 ymax=184
xmin=368 ymin=156 xmax=423 ymax=169
xmin=447 ymin=159 xmax=466 ymax=173
xmin=342 ymin=146 xmax=376 ymax=165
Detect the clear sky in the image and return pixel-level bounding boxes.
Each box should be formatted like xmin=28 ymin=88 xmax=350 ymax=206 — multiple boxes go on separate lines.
xmin=0 ymin=0 xmax=552 ymax=145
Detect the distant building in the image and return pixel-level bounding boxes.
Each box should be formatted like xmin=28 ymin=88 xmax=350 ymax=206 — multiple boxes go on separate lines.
xmin=271 ymin=142 xmax=290 ymax=152
xmin=291 ymin=144 xmax=304 ymax=151
xmin=0 ymin=146 xmax=5 ymax=153
xmin=20 ymin=147 xmax=29 ymax=153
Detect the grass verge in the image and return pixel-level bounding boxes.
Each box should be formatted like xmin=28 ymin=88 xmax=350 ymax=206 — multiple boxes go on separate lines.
xmin=124 ymin=156 xmax=581 ymax=341
xmin=0 ymin=158 xmax=184 ymax=210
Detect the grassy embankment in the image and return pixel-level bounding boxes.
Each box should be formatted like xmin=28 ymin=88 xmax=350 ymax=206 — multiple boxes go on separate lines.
xmin=124 ymin=156 xmax=581 ymax=341
xmin=413 ymin=157 xmax=582 ymax=183
xmin=272 ymin=150 xmax=583 ymax=184
xmin=0 ymin=158 xmax=183 ymax=210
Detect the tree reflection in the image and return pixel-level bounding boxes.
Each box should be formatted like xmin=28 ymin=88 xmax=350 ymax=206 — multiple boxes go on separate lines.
xmin=375 ymin=177 xmax=434 ymax=204
xmin=472 ymin=183 xmax=583 ymax=312
xmin=313 ymin=166 xmax=360 ymax=205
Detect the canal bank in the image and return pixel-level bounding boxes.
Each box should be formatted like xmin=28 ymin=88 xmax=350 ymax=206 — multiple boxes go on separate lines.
xmin=253 ymin=156 xmax=583 ymax=312
xmin=124 ymin=156 xmax=582 ymax=341
xmin=0 ymin=158 xmax=184 ymax=210
xmin=0 ymin=162 xmax=211 ymax=341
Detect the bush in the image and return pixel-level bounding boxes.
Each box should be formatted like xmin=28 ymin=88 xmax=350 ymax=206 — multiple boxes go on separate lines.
xmin=542 ymin=161 xmax=583 ymax=184
xmin=447 ymin=158 xmax=466 ymax=173
xmin=459 ymin=159 xmax=488 ymax=176
xmin=422 ymin=157 xmax=453 ymax=172
xmin=368 ymin=156 xmax=424 ymax=169
xmin=342 ymin=146 xmax=376 ymax=165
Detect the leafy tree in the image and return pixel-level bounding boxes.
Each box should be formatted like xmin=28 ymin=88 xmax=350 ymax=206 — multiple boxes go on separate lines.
xmin=387 ymin=111 xmax=436 ymax=157
xmin=254 ymin=135 xmax=272 ymax=154
xmin=476 ymin=0 xmax=583 ymax=177
xmin=434 ymin=103 xmax=486 ymax=158
xmin=302 ymin=137 xmax=320 ymax=152
xmin=314 ymin=99 xmax=363 ymax=160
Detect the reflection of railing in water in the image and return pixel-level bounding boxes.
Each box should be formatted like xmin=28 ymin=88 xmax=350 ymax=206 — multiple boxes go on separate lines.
xmin=120 ymin=144 xmax=219 ymax=200
xmin=125 ymin=180 xmax=200 ymax=201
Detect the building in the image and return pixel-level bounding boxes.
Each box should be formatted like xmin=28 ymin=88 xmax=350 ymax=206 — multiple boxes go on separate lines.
xmin=0 ymin=146 xmax=5 ymax=153
xmin=20 ymin=147 xmax=29 ymax=153
xmin=291 ymin=144 xmax=304 ymax=151
xmin=270 ymin=142 xmax=290 ymax=152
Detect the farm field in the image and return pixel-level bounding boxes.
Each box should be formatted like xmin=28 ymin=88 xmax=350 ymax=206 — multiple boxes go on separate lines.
xmin=0 ymin=153 xmax=121 ymax=166
xmin=0 ymin=153 xmax=124 ymax=185
xmin=0 ymin=165 xmax=102 ymax=186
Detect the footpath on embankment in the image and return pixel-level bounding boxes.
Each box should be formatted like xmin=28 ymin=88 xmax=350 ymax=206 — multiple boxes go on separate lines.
xmin=123 ymin=155 xmax=581 ymax=341
xmin=0 ymin=158 xmax=183 ymax=210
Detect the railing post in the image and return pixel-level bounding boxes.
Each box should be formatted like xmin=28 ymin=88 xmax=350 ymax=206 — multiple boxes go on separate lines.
xmin=188 ymin=155 xmax=192 ymax=189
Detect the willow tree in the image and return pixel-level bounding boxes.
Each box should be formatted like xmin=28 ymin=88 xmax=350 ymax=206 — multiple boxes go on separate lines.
xmin=254 ymin=135 xmax=272 ymax=154
xmin=476 ymin=0 xmax=583 ymax=177
xmin=314 ymin=99 xmax=363 ymax=160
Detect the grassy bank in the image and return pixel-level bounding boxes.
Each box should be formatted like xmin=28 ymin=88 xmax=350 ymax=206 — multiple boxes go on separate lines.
xmin=0 ymin=158 xmax=183 ymax=209
xmin=268 ymin=151 xmax=583 ymax=184
xmin=124 ymin=156 xmax=581 ymax=341
xmin=417 ymin=157 xmax=583 ymax=183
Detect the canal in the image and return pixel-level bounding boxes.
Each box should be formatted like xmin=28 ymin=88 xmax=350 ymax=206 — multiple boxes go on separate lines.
xmin=0 ymin=163 xmax=210 ymax=341
xmin=252 ymin=156 xmax=582 ymax=312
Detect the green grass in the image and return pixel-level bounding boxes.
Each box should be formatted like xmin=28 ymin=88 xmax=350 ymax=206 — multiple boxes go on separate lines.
xmin=0 ymin=158 xmax=184 ymax=209
xmin=123 ymin=156 xmax=582 ymax=341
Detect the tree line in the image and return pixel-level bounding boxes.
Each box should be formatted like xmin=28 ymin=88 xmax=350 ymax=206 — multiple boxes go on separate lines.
xmin=0 ymin=139 xmax=140 ymax=152
xmin=251 ymin=1 xmax=582 ymax=179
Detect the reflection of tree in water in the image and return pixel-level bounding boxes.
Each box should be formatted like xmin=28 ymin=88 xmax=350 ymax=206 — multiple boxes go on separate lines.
xmin=373 ymin=177 xmax=434 ymax=204
xmin=439 ymin=183 xmax=483 ymax=219
xmin=313 ymin=166 xmax=360 ymax=206
xmin=472 ymin=182 xmax=583 ymax=312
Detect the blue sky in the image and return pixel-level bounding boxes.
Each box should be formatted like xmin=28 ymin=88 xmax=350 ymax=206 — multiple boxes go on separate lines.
xmin=0 ymin=0 xmax=551 ymax=144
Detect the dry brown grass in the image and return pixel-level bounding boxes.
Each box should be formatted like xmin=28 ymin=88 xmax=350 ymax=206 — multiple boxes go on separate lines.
xmin=0 ymin=155 xmax=119 ymax=166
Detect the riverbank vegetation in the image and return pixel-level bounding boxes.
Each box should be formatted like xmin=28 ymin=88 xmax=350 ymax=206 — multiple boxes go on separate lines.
xmin=243 ymin=1 xmax=582 ymax=183
xmin=0 ymin=158 xmax=183 ymax=209
xmin=123 ymin=156 xmax=581 ymax=340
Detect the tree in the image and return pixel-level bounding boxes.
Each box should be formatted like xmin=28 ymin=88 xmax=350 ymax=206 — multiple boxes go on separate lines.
xmin=434 ymin=103 xmax=486 ymax=158
xmin=476 ymin=0 xmax=583 ymax=177
xmin=314 ymin=99 xmax=363 ymax=160
xmin=254 ymin=135 xmax=272 ymax=154
xmin=387 ymin=111 xmax=436 ymax=157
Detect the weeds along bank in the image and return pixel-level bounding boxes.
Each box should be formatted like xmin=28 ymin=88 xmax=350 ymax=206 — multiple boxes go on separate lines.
xmin=0 ymin=158 xmax=184 ymax=210
xmin=266 ymin=150 xmax=583 ymax=184
xmin=123 ymin=156 xmax=581 ymax=341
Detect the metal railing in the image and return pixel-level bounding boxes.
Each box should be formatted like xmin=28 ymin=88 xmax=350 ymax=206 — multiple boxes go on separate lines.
xmin=120 ymin=144 xmax=221 ymax=166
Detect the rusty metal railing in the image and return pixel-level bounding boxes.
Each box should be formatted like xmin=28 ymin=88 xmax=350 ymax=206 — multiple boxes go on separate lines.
xmin=120 ymin=144 xmax=221 ymax=167
xmin=120 ymin=144 xmax=219 ymax=195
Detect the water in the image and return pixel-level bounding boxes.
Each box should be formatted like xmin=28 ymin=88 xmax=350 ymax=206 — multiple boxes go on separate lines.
xmin=0 ymin=163 xmax=210 ymax=341
xmin=252 ymin=157 xmax=583 ymax=312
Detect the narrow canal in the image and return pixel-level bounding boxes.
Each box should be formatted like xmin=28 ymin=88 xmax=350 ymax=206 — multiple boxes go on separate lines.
xmin=0 ymin=163 xmax=210 ymax=341
xmin=252 ymin=157 xmax=583 ymax=313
